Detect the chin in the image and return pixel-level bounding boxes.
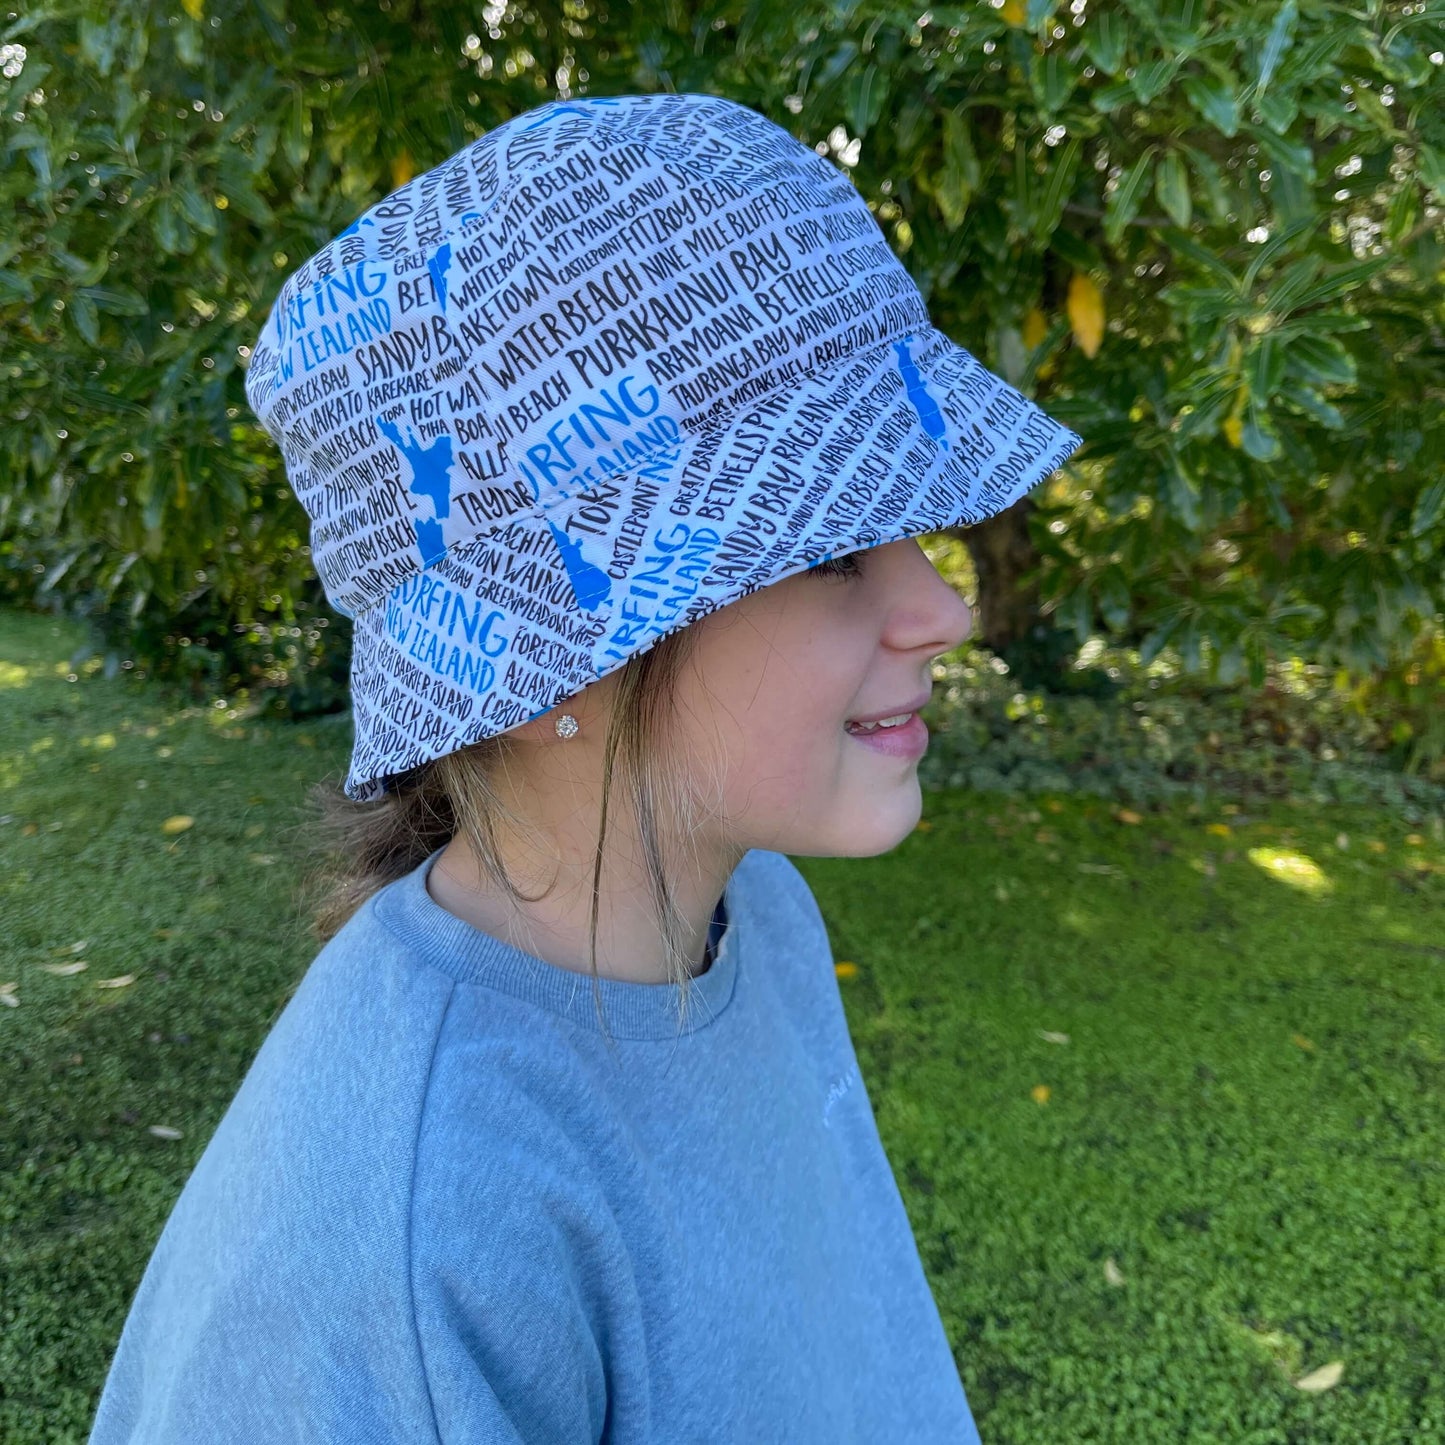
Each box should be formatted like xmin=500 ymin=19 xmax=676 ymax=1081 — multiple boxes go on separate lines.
xmin=822 ymin=782 xmax=925 ymax=859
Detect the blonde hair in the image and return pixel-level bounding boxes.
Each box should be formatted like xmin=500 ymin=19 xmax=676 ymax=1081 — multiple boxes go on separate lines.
xmin=295 ymin=622 xmax=718 ymax=1046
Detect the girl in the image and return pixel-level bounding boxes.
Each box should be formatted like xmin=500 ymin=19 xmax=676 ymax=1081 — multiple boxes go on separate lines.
xmin=88 ymin=92 xmax=1081 ymax=1443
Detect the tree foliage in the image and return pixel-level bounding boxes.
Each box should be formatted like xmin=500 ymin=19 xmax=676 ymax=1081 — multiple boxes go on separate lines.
xmin=1 ymin=0 xmax=1442 ymax=702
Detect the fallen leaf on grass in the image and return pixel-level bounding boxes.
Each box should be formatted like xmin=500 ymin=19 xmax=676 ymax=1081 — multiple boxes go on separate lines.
xmin=835 ymin=962 xmax=858 ymax=978
xmin=1405 ymin=834 xmax=1424 ymax=846
xmin=21 ymin=822 xmax=37 ymax=836
xmin=1103 ymin=1257 xmax=1125 ymax=1287
xmin=1040 ymin=1030 xmax=1070 ymax=1044
xmin=1031 ymin=1084 xmax=1051 ymax=1104
xmin=1044 ymin=799 xmax=1064 ymax=813
xmin=147 ymin=1125 xmax=184 ymax=1141
xmin=95 ymin=974 xmax=136 ymax=989
xmin=1294 ymin=1361 xmax=1344 ymax=1392
xmin=1205 ymin=822 xmax=1233 ymax=837
xmin=1366 ymin=840 xmax=1387 ymax=853
xmin=244 ymin=823 xmax=265 ymax=839
xmin=1115 ymin=809 xmax=1142 ymax=825
xmin=51 ymin=939 xmax=89 ymax=956
xmin=1291 ymin=1033 xmax=1316 ymax=1052
xmin=1034 ymin=828 xmax=1058 ymax=844
xmin=38 ymin=961 xmax=88 ymax=976
xmin=153 ymin=928 xmax=175 ymax=939
xmin=913 ymin=819 xmax=933 ymax=832
xmin=161 ymin=815 xmax=194 ymax=835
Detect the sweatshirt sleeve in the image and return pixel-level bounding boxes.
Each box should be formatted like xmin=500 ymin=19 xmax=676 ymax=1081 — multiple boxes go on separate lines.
xmin=86 ymin=1128 xmax=608 ymax=1445
xmin=409 ymin=1044 xmax=614 ymax=1445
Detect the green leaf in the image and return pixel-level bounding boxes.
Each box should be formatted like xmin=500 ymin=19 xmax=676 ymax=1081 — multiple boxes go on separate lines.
xmin=1166 ymin=460 xmax=1202 ymax=530
xmin=1154 ymin=150 xmax=1192 ymax=229
xmin=1248 ymin=124 xmax=1315 ymax=185
xmin=86 ymin=285 xmax=149 ymax=317
xmin=1082 ymin=11 xmax=1129 ymax=75
xmin=1351 ymin=86 xmax=1404 ymax=139
xmin=1090 ymin=81 xmax=1135 ymax=115
xmin=1419 ymin=144 xmax=1445 ymax=199
xmin=1278 ymin=380 xmax=1344 ymax=428
xmin=177 ymin=183 xmax=218 ymax=238
xmin=1410 ymin=480 xmax=1445 ymax=537
xmin=70 ymin=291 xmax=99 ymax=346
xmin=1288 ymin=254 xmax=1387 ymax=310
xmin=151 ymin=195 xmax=183 ymax=255
xmin=1248 ymin=335 xmax=1285 ymax=397
xmin=176 ymin=17 xmax=204 ymax=68
xmin=846 ymin=63 xmax=886 ymax=138
xmin=1176 ymin=143 xmax=1231 ymax=223
xmin=1137 ymin=615 xmax=1179 ymax=666
xmin=1033 ymin=135 xmax=1081 ymax=244
xmin=1285 ymin=334 xmax=1356 ymax=386
xmin=1104 ymin=147 xmax=1156 ymax=245
xmin=1241 ymin=401 xmax=1281 ymax=460
xmin=896 ymin=93 xmax=929 ymax=155
xmin=1097 ymin=567 xmax=1131 ymax=631
xmin=1031 ymin=49 xmax=1078 ymax=115
xmin=283 ymin=90 xmax=311 ymax=172
xmin=1182 ymin=75 xmax=1240 ymax=136
xmin=1385 ymin=182 xmax=1419 ymax=245
xmin=938 ymin=110 xmax=981 ymax=231
xmin=1255 ymin=87 xmax=1298 ymax=134
xmin=1130 ymin=56 xmax=1178 ymax=105
xmin=78 ymin=15 xmax=120 ymax=77
xmin=1256 ymin=0 xmax=1297 ymax=98
xmin=816 ymin=40 xmax=858 ymax=88
xmin=1049 ymin=226 xmax=1104 ymax=273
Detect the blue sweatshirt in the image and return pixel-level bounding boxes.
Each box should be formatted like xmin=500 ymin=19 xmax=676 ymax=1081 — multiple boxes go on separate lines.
xmin=88 ymin=846 xmax=981 ymax=1443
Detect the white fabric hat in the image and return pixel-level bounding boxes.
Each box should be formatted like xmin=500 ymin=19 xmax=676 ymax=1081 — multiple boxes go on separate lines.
xmin=244 ymin=92 xmax=1083 ymax=801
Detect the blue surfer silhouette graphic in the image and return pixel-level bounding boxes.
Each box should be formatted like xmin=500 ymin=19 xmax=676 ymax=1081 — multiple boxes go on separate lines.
xmin=546 ymin=517 xmax=612 ymax=613
xmin=337 ymin=212 xmax=376 ymax=241
xmin=377 ymin=415 xmax=455 ymax=568
xmin=893 ymin=336 xmax=950 ymax=451
xmin=427 ymin=242 xmax=453 ymax=311
xmin=522 ymin=97 xmax=623 ymax=130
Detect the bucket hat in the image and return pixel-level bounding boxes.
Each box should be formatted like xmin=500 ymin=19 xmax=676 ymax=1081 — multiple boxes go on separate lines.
xmin=244 ymin=92 xmax=1083 ymax=802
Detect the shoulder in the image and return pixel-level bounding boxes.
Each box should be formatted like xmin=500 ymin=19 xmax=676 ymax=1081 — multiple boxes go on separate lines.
xmin=737 ymin=847 xmax=830 ymax=944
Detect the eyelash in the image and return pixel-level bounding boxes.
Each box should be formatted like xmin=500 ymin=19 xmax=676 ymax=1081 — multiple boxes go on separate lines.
xmin=807 ymin=553 xmax=864 ymax=581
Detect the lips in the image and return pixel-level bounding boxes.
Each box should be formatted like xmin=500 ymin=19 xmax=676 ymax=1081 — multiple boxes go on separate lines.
xmin=844 ymin=691 xmax=932 ymax=727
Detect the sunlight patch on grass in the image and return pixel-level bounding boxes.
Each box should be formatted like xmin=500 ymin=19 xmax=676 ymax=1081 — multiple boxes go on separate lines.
xmin=0 ymin=661 xmax=30 ymax=688
xmin=1246 ymin=845 xmax=1334 ymax=897
xmin=1056 ymin=904 xmax=1102 ymax=937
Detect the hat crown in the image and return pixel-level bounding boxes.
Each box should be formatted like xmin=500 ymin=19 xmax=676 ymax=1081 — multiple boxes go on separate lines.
xmin=244 ymin=93 xmax=930 ymax=619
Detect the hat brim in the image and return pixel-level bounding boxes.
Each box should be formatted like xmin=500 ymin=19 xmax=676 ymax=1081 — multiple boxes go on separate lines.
xmin=342 ymin=323 xmax=1082 ymax=801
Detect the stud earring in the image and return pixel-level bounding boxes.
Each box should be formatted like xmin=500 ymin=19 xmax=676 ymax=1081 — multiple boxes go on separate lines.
xmin=554 ymin=713 xmax=579 ymax=739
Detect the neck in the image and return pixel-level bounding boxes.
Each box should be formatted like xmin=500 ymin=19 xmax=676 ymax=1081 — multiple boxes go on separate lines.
xmin=426 ymin=830 xmax=732 ymax=986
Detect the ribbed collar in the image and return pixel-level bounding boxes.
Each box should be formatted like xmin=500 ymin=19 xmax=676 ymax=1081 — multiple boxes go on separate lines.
xmin=370 ymin=846 xmax=741 ymax=1039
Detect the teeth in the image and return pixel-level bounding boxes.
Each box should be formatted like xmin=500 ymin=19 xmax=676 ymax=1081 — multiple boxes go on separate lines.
xmin=847 ymin=713 xmax=913 ymax=733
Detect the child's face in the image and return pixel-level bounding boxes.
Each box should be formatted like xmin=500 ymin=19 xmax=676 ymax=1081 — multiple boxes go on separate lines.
xmin=672 ymin=536 xmax=974 ymax=861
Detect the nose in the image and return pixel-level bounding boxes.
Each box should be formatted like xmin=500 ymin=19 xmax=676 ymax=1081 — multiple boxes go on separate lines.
xmin=889 ymin=538 xmax=974 ymax=654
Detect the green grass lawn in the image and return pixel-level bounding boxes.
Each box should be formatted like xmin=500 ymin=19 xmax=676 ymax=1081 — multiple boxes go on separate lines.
xmin=4 ymin=606 xmax=1443 ymax=1444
